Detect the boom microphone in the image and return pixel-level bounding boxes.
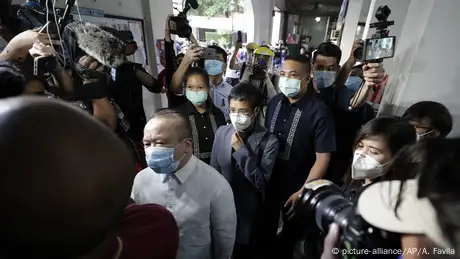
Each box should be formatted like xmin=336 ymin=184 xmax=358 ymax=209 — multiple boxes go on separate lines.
xmin=72 ymin=22 xmax=126 ymax=68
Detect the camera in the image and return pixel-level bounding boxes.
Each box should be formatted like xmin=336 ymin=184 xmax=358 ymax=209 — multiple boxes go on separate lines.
xmin=355 ymin=5 xmax=396 ymax=62
xmin=296 ymin=179 xmax=400 ymax=258
xmin=168 ymin=0 xmax=199 ymax=39
xmin=15 ymin=0 xmax=77 ymax=76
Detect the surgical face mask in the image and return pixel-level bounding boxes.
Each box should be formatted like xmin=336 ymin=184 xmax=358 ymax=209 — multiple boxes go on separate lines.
xmin=186 ymin=89 xmax=208 ymax=106
xmin=345 ymin=76 xmax=363 ymax=92
xmin=351 ymin=150 xmax=388 ymax=180
xmin=278 ymin=76 xmax=306 ymax=98
xmin=145 ymin=142 xmax=185 ymax=175
xmin=230 ymin=113 xmax=252 ymax=132
xmin=204 ymin=60 xmax=223 ymax=76
xmin=314 ymin=71 xmax=336 ymax=89
xmin=416 ymin=130 xmax=435 ymax=142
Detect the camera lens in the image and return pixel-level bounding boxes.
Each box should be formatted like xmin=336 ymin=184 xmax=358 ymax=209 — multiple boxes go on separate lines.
xmin=298 ymin=180 xmax=354 ymax=233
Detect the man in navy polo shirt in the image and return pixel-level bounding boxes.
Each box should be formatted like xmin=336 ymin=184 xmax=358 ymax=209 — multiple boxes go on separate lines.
xmin=262 ymin=55 xmax=336 ymax=259
xmin=312 ymin=42 xmax=384 ymax=185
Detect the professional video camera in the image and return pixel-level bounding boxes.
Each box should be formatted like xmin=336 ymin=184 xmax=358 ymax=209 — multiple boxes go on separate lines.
xmin=355 ymin=5 xmax=396 ymax=62
xmin=168 ymin=0 xmax=199 ymax=39
xmin=296 ymin=179 xmax=401 ymax=258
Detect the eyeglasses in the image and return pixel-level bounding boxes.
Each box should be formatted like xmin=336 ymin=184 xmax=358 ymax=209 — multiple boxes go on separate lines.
xmin=229 ymin=110 xmax=251 ymax=116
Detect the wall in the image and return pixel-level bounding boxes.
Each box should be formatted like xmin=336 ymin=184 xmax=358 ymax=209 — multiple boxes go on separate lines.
xmin=299 ymin=16 xmax=328 ymax=48
xmin=379 ymin=0 xmax=460 ymax=136
xmin=339 ymin=0 xmax=363 ymax=65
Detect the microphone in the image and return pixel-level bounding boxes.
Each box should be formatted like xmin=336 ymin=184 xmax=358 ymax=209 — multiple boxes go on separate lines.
xmin=72 ymin=22 xmax=126 ymax=68
xmin=187 ymin=0 xmax=198 ymax=9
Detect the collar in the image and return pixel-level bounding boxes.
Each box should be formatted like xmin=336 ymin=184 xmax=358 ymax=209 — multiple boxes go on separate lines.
xmin=184 ymin=99 xmax=216 ymax=114
xmin=165 ymin=155 xmax=197 ymax=185
xmin=280 ymin=89 xmax=314 ymax=109
xmin=210 ymin=78 xmax=226 ymax=88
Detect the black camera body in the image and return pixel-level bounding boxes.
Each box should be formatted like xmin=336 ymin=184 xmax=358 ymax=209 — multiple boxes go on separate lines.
xmin=355 ymin=5 xmax=396 ymax=62
xmin=297 ymin=180 xmax=400 ymax=258
xmin=169 ymin=0 xmax=198 ymax=39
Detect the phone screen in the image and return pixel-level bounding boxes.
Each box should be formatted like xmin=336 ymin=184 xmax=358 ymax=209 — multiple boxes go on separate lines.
xmin=363 ymin=36 xmax=396 ymax=61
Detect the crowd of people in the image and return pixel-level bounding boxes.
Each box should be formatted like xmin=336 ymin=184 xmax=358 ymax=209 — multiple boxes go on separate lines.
xmin=0 ymin=1 xmax=459 ymax=259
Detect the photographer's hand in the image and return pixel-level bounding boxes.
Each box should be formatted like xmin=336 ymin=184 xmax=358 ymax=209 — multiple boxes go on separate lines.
xmin=78 ymin=55 xmax=107 ymax=84
xmin=4 ymin=30 xmax=60 ymax=60
xmin=171 ymin=45 xmax=201 ymax=94
xmin=284 ymin=188 xmax=304 ymax=220
xmin=363 ymin=63 xmax=385 ymax=87
xmin=182 ymin=45 xmax=202 ymax=66
xmin=165 ymin=14 xmax=174 ymax=42
xmin=29 ymin=42 xmax=56 ymax=57
xmin=321 ymin=223 xmax=341 ymax=259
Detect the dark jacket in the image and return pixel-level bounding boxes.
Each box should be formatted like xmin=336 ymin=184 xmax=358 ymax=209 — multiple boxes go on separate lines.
xmin=210 ymin=123 xmax=279 ymax=244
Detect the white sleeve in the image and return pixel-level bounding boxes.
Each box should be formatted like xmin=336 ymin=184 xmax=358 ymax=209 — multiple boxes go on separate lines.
xmin=210 ymin=180 xmax=236 ymax=259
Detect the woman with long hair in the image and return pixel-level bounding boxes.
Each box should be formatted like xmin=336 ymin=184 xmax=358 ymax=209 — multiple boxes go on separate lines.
xmin=343 ymin=116 xmax=417 ymax=201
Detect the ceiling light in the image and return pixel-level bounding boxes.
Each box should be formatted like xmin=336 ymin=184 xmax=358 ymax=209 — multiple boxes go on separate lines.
xmin=315 ymin=17 xmax=321 ymax=22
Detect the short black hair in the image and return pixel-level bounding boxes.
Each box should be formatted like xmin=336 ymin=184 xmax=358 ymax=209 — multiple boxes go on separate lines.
xmin=208 ymin=45 xmax=227 ymax=63
xmin=152 ymin=108 xmax=192 ymax=141
xmin=402 ymin=101 xmax=453 ymax=137
xmin=0 ymin=60 xmax=26 ymax=99
xmin=314 ymin=42 xmax=342 ymax=64
xmin=229 ymin=82 xmax=263 ymax=109
xmin=285 ymin=55 xmax=311 ymax=73
xmin=184 ymin=67 xmax=210 ymax=88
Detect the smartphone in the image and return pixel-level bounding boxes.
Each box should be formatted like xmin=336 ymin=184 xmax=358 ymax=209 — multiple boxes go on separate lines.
xmin=361 ymin=36 xmax=396 ymax=61
xmin=237 ymin=30 xmax=242 ymax=42
xmin=34 ymin=55 xmax=57 ymax=76
xmin=201 ymin=47 xmax=216 ymax=60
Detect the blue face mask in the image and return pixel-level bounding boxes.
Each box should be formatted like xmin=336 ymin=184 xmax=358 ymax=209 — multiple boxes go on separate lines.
xmin=145 ymin=142 xmax=185 ymax=175
xmin=345 ymin=76 xmax=363 ymax=92
xmin=278 ymin=76 xmax=306 ymax=98
xmin=186 ymin=89 xmax=208 ymax=106
xmin=204 ymin=60 xmax=224 ymax=76
xmin=314 ymin=71 xmax=336 ymax=89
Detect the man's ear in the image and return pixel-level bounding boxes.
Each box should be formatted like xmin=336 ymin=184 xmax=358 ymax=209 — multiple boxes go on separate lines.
xmin=185 ymin=138 xmax=193 ymax=149
xmin=433 ymin=130 xmax=441 ymax=138
xmin=337 ymin=65 xmax=341 ymax=71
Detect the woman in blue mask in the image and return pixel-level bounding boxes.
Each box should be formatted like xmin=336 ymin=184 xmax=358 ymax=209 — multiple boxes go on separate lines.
xmin=345 ymin=65 xmax=364 ymax=92
xmin=173 ymin=67 xmax=226 ymax=164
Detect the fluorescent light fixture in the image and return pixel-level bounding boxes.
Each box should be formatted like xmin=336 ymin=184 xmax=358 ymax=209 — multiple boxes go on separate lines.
xmin=315 ymin=17 xmax=321 ymax=22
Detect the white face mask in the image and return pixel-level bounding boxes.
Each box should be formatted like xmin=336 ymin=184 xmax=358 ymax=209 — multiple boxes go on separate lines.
xmin=351 ymin=150 xmax=389 ymax=180
xmin=230 ymin=113 xmax=252 ymax=132
xmin=416 ymin=130 xmax=434 ymax=142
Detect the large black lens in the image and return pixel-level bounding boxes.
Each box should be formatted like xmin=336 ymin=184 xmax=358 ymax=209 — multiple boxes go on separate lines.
xmin=298 ymin=180 xmax=354 ymax=233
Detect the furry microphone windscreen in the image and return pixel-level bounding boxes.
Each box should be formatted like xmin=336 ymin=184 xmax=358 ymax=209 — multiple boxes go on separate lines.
xmin=73 ymin=22 xmax=126 ymax=68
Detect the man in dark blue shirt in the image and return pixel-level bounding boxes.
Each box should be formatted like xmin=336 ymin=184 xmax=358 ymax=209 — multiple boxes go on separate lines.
xmin=312 ymin=42 xmax=384 ymax=185
xmin=262 ymin=55 xmax=336 ymax=259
